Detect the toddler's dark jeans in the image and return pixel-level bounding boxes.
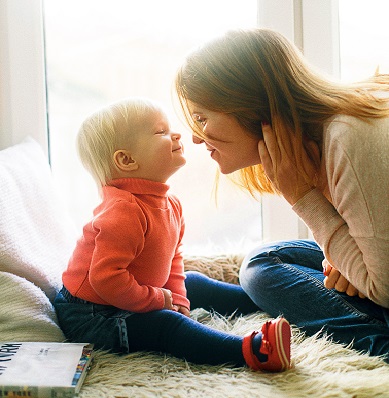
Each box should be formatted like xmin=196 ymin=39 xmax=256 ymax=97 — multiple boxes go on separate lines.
xmin=54 ymin=271 xmax=259 ymax=366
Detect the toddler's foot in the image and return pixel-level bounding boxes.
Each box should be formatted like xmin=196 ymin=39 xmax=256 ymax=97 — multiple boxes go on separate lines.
xmin=242 ymin=317 xmax=291 ymax=372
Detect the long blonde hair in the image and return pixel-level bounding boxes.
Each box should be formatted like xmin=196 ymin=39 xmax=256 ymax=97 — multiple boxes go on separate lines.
xmin=175 ymin=28 xmax=389 ymax=196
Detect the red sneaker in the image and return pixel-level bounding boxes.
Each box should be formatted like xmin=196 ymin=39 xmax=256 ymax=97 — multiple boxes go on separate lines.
xmin=242 ymin=317 xmax=291 ymax=372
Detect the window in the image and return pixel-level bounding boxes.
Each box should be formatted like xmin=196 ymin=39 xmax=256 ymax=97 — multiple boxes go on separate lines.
xmin=14 ymin=0 xmax=385 ymax=255
xmin=44 ymin=0 xmax=261 ymax=254
xmin=339 ymin=0 xmax=389 ymax=81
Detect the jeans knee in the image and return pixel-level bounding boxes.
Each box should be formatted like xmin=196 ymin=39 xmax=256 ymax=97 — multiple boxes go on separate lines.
xmin=240 ymin=240 xmax=323 ymax=288
xmin=239 ymin=253 xmax=272 ymax=295
xmin=238 ymin=261 xmax=251 ymax=293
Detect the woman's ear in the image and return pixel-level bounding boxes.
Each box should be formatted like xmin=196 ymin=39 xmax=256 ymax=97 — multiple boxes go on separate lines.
xmin=113 ymin=150 xmax=139 ymax=172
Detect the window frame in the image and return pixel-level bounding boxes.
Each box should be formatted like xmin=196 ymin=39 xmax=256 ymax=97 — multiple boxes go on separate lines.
xmin=257 ymin=0 xmax=339 ymax=241
xmin=0 ymin=0 xmax=48 ymax=155
xmin=0 ymin=0 xmax=340 ymax=242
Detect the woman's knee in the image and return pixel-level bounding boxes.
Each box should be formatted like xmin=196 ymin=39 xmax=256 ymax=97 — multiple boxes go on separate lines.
xmin=240 ymin=240 xmax=323 ymax=284
xmin=239 ymin=249 xmax=274 ymax=294
xmin=239 ymin=241 xmax=287 ymax=284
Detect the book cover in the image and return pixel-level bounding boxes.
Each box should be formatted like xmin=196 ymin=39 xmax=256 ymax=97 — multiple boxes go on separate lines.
xmin=0 ymin=342 xmax=94 ymax=397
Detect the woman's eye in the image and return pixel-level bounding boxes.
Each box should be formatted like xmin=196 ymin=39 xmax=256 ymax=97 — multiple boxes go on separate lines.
xmin=192 ymin=114 xmax=207 ymax=127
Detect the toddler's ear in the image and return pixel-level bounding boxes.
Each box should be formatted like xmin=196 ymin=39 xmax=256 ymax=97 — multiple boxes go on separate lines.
xmin=113 ymin=150 xmax=139 ymax=171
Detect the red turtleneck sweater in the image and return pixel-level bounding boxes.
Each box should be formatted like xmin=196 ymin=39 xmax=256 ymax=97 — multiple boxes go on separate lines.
xmin=62 ymin=178 xmax=189 ymax=313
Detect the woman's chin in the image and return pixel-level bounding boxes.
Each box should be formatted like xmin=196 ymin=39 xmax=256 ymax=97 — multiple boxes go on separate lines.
xmin=218 ymin=165 xmax=237 ymax=175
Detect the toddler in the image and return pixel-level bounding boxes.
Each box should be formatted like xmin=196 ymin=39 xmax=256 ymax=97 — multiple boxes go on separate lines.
xmin=54 ymin=97 xmax=291 ymax=372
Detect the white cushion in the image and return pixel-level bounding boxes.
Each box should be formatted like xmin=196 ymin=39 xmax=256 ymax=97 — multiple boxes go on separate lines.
xmin=0 ymin=137 xmax=77 ymax=302
xmin=0 ymin=271 xmax=65 ymax=341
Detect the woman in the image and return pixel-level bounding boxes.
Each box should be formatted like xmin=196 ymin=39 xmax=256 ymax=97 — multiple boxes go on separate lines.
xmin=175 ymin=28 xmax=389 ymax=361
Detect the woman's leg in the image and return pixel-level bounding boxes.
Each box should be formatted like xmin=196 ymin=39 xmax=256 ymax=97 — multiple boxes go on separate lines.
xmin=185 ymin=270 xmax=259 ymax=315
xmin=239 ymin=240 xmax=389 ymax=361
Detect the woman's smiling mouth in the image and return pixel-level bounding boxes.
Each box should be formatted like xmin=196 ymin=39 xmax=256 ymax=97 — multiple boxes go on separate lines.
xmin=207 ymin=147 xmax=216 ymax=158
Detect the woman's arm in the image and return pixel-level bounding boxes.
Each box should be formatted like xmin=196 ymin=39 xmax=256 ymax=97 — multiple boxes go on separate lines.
xmin=293 ymin=116 xmax=389 ymax=307
xmin=260 ymin=118 xmax=389 ymax=307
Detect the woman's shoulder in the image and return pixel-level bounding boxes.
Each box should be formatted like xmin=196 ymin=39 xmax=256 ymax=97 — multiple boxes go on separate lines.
xmin=324 ymin=114 xmax=389 ymax=148
xmin=322 ymin=114 xmax=389 ymax=186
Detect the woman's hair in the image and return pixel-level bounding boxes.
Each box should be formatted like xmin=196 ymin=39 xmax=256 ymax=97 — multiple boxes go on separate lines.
xmin=77 ymin=97 xmax=162 ymax=189
xmin=175 ymin=28 xmax=389 ymax=196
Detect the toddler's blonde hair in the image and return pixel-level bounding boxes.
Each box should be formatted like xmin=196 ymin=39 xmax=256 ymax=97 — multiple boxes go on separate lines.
xmin=77 ymin=97 xmax=162 ymax=189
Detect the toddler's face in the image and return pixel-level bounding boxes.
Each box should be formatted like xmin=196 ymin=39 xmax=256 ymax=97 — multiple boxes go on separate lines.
xmin=129 ymin=110 xmax=186 ymax=182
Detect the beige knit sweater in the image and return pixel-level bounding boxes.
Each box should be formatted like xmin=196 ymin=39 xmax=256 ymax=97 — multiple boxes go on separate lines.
xmin=293 ymin=114 xmax=389 ymax=308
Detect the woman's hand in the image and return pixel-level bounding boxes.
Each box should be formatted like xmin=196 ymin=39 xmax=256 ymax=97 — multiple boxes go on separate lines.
xmin=322 ymin=259 xmax=366 ymax=298
xmin=258 ymin=122 xmax=319 ymax=205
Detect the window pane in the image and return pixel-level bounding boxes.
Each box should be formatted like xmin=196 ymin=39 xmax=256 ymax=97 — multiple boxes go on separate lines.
xmin=44 ymin=0 xmax=261 ymax=254
xmin=339 ymin=0 xmax=389 ymax=81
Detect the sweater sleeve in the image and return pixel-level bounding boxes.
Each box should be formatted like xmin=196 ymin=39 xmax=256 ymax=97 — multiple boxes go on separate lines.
xmin=162 ymin=197 xmax=190 ymax=310
xmin=293 ymin=116 xmax=389 ymax=308
xmin=89 ymin=200 xmax=165 ymax=312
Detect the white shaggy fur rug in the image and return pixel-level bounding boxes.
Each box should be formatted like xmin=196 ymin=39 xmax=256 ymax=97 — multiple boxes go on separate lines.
xmin=77 ymin=254 xmax=389 ymax=398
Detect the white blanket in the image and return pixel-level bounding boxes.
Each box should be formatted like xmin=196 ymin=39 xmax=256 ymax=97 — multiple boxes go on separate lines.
xmin=0 ymin=138 xmax=76 ymax=341
xmin=0 ymin=138 xmax=77 ymax=302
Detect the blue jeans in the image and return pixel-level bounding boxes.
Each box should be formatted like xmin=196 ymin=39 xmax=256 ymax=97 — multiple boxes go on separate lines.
xmin=239 ymin=239 xmax=389 ymax=362
xmin=53 ymin=271 xmax=259 ymax=366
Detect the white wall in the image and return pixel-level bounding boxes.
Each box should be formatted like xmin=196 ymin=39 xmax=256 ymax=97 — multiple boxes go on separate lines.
xmin=0 ymin=0 xmax=48 ymax=154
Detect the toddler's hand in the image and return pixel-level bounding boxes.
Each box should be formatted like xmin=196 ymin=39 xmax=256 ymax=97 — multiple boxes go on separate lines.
xmin=173 ymin=305 xmax=190 ymax=317
xmin=161 ymin=288 xmax=173 ymax=310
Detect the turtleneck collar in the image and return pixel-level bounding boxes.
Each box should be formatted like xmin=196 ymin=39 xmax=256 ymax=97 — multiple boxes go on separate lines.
xmin=105 ymin=178 xmax=170 ymax=197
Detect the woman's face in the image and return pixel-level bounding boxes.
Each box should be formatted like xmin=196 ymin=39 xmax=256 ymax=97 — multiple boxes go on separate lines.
xmin=189 ymin=104 xmax=261 ymax=174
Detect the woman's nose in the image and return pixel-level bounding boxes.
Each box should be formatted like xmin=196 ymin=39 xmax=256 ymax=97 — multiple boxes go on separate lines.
xmin=192 ymin=135 xmax=205 ymax=144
